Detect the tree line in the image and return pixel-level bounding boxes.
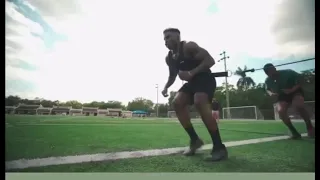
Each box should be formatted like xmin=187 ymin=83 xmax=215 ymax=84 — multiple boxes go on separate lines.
xmin=5 ymin=68 xmax=314 ymax=119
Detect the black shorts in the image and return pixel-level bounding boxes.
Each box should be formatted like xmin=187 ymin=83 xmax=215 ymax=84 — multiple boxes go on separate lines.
xmin=178 ymin=73 xmax=216 ymax=104
xmin=278 ymin=88 xmax=304 ymax=104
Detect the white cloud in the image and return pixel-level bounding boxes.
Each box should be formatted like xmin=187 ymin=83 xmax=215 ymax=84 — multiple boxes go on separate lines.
xmin=5 ymin=0 xmax=315 ymax=104
xmin=6 ymin=2 xmax=43 ymax=34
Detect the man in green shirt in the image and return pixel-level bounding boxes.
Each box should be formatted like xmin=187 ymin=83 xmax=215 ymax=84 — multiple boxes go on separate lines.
xmin=263 ymin=63 xmax=314 ymax=139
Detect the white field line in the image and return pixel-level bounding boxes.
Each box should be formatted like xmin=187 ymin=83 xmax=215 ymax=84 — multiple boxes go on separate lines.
xmin=40 ymin=116 xmax=83 ymax=121
xmin=10 ymin=123 xmax=281 ymax=127
xmin=5 ymin=123 xmax=13 ymax=128
xmin=12 ymin=120 xmax=312 ymax=127
xmin=145 ymin=119 xmax=314 ymax=123
xmin=14 ymin=123 xmax=183 ymax=126
xmin=6 ymin=133 xmax=308 ymax=170
xmin=9 ymin=122 xmax=280 ymax=126
xmin=13 ymin=119 xmax=313 ymax=124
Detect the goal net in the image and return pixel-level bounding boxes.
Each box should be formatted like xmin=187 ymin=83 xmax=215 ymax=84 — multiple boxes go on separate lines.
xmin=222 ymin=106 xmax=265 ymax=120
xmin=274 ymin=101 xmax=315 ymax=120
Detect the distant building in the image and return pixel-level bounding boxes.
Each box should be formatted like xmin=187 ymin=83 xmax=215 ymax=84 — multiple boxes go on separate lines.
xmin=70 ymin=108 xmax=83 ymax=116
xmin=97 ymin=109 xmax=108 ymax=116
xmin=15 ymin=104 xmax=41 ymax=115
xmin=106 ymin=108 xmax=122 ymax=117
xmin=5 ymin=106 xmax=16 ymax=114
xmin=51 ymin=106 xmax=71 ymax=115
xmin=82 ymin=107 xmax=98 ymax=116
xmin=37 ymin=107 xmax=52 ymax=115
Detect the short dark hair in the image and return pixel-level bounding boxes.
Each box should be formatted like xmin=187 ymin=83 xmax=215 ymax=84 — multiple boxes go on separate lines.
xmin=163 ymin=28 xmax=180 ymax=34
xmin=263 ymin=63 xmax=275 ymax=73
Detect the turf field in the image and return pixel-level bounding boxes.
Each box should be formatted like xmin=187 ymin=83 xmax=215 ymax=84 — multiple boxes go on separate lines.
xmin=5 ymin=115 xmax=315 ymax=172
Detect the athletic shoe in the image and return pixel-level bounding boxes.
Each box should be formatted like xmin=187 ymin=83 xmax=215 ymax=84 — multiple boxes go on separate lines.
xmin=205 ymin=144 xmax=228 ymax=162
xmin=289 ymin=133 xmax=302 ymax=140
xmin=183 ymin=138 xmax=204 ymax=156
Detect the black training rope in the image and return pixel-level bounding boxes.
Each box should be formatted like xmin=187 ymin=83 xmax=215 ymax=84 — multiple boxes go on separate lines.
xmin=242 ymin=57 xmax=315 ymax=74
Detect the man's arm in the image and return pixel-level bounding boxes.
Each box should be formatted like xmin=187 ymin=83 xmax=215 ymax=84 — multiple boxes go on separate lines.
xmin=266 ymin=89 xmax=273 ymax=96
xmin=184 ymin=41 xmax=215 ymax=75
xmin=289 ymin=70 xmax=302 ymax=91
xmin=264 ymin=79 xmax=274 ymax=96
xmin=164 ymin=55 xmax=178 ymax=89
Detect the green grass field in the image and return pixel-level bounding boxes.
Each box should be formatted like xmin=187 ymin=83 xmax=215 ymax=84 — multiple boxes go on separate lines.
xmin=5 ymin=115 xmax=315 ymax=172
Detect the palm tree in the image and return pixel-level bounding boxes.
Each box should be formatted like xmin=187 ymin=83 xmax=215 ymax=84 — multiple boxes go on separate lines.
xmin=234 ymin=66 xmax=256 ymax=90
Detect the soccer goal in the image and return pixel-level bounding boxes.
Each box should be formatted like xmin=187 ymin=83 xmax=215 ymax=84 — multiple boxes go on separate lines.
xmin=167 ymin=111 xmax=177 ymax=118
xmin=273 ymin=101 xmax=315 ymax=120
xmin=222 ymin=106 xmax=265 ymax=120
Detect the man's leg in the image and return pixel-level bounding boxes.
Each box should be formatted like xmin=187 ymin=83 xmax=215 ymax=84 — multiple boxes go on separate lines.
xmin=212 ymin=111 xmax=219 ymax=123
xmin=212 ymin=111 xmax=217 ymax=123
xmin=194 ymin=93 xmax=227 ymax=161
xmin=277 ymin=101 xmax=301 ymax=139
xmin=173 ymin=90 xmax=204 ymax=156
xmin=215 ymin=111 xmax=220 ymax=123
xmin=292 ymin=95 xmax=315 ymax=138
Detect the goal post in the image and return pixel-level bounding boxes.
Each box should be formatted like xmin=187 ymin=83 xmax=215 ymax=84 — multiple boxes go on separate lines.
xmin=273 ymin=100 xmax=315 ymax=120
xmin=167 ymin=111 xmax=177 ymax=118
xmin=222 ymin=106 xmax=265 ymax=120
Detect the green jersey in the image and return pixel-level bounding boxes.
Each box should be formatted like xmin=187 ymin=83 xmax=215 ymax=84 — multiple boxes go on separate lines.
xmin=265 ymin=69 xmax=300 ymax=95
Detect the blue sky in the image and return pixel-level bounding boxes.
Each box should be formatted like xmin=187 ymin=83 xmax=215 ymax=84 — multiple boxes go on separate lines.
xmin=5 ymin=0 xmax=315 ymax=104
